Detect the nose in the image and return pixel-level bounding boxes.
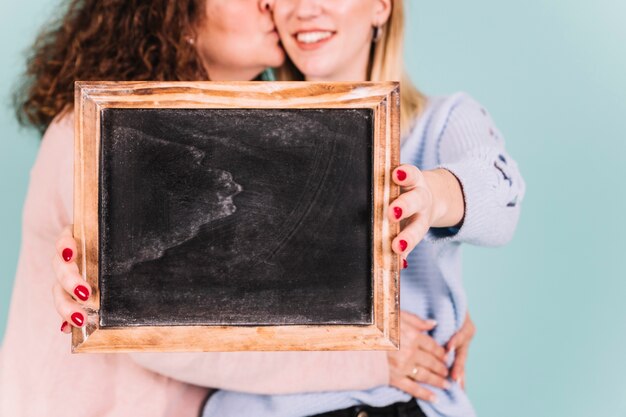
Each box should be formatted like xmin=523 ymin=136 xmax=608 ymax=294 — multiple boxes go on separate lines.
xmin=293 ymin=0 xmax=322 ymax=20
xmin=258 ymin=0 xmax=274 ymax=12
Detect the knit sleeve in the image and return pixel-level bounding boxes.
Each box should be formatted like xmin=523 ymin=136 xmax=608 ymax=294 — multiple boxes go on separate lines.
xmin=128 ymin=350 xmax=389 ymax=394
xmin=425 ymin=93 xmax=526 ymax=246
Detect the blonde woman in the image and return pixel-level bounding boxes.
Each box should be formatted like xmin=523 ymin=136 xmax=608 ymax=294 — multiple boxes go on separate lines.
xmin=196 ymin=0 xmax=525 ymax=416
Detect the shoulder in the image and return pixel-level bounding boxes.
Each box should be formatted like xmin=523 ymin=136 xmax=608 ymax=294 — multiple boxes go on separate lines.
xmin=402 ymin=92 xmax=499 ymax=162
xmin=412 ymin=92 xmax=495 ymax=141
xmin=41 ymin=112 xmax=74 ymax=152
xmin=31 ymin=112 xmax=75 ymax=179
xmin=24 ymin=112 xmax=75 ymax=234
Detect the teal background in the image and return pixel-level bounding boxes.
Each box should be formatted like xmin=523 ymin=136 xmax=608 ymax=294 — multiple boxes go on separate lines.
xmin=1 ymin=1 xmax=625 ymax=416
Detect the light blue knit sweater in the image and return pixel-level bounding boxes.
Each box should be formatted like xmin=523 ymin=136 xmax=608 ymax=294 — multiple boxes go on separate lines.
xmin=201 ymin=92 xmax=526 ymax=417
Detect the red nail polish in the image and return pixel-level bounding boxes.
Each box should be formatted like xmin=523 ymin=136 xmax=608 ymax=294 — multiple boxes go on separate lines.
xmin=396 ymin=169 xmax=407 ymax=181
xmin=71 ymin=312 xmax=84 ymax=327
xmin=403 ymin=259 xmax=408 ymax=269
xmin=74 ymin=285 xmax=89 ymax=301
xmin=393 ymin=206 xmax=402 ymax=220
xmin=60 ymin=321 xmax=68 ymax=332
xmin=399 ymin=240 xmax=408 ymax=251
xmin=62 ymin=248 xmax=73 ymax=262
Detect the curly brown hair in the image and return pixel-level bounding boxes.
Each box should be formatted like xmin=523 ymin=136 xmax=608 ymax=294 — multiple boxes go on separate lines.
xmin=14 ymin=0 xmax=208 ymax=133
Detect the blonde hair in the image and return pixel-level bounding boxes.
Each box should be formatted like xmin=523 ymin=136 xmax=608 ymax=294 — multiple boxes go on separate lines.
xmin=276 ymin=0 xmax=425 ymax=136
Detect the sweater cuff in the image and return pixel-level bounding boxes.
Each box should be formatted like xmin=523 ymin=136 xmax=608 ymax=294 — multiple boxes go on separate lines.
xmin=425 ymin=158 xmax=496 ymax=246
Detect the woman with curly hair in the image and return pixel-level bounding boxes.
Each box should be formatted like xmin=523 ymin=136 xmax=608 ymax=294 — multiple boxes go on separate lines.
xmin=1 ymin=1 xmax=476 ymax=416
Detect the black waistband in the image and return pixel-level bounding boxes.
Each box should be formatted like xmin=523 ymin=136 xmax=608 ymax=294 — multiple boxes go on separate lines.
xmin=308 ymin=398 xmax=426 ymax=417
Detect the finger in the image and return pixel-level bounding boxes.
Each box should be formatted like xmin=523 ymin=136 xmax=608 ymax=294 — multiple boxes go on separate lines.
xmin=400 ymin=311 xmax=437 ymax=331
xmin=60 ymin=320 xmax=71 ymax=334
xmin=393 ymin=213 xmax=430 ymax=255
xmin=52 ymin=252 xmax=91 ymax=302
xmin=410 ymin=366 xmax=451 ymax=390
xmin=446 ymin=329 xmax=467 ymax=353
xmin=450 ymin=344 xmax=469 ymax=384
xmin=52 ymin=282 xmax=87 ymax=328
xmin=392 ymin=164 xmax=426 ymax=190
xmin=55 ymin=225 xmax=76 ymax=263
xmin=391 ymin=375 xmax=437 ymax=403
xmin=411 ymin=349 xmax=449 ymax=378
xmin=388 ymin=186 xmax=432 ymax=224
xmin=446 ymin=314 xmax=476 ymax=353
xmin=412 ymin=332 xmax=447 ymax=360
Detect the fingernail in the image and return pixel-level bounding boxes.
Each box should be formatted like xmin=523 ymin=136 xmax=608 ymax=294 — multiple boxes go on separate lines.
xmin=456 ymin=376 xmax=462 ymax=385
xmin=443 ymin=380 xmax=451 ymax=389
xmin=60 ymin=321 xmax=68 ymax=332
xmin=430 ymin=395 xmax=438 ymax=403
xmin=393 ymin=206 xmax=402 ymax=220
xmin=402 ymin=259 xmax=408 ymax=269
xmin=71 ymin=312 xmax=84 ymax=327
xmin=74 ymin=285 xmax=89 ymax=301
xmin=396 ymin=169 xmax=407 ymax=181
xmin=399 ymin=239 xmax=408 ymax=251
xmin=426 ymin=319 xmax=437 ymax=327
xmin=62 ymin=248 xmax=73 ymax=262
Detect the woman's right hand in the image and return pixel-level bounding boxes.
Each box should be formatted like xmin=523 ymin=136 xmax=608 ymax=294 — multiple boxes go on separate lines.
xmin=53 ymin=225 xmax=92 ymax=332
xmin=387 ymin=312 xmax=450 ymax=403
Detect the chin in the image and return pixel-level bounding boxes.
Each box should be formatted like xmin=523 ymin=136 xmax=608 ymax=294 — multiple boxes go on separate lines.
xmin=268 ymin=50 xmax=286 ymax=68
xmin=294 ymin=62 xmax=333 ymax=81
xmin=258 ymin=46 xmax=285 ymax=69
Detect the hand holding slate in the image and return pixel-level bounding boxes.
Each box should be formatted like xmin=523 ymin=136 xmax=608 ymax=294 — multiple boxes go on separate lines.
xmin=388 ymin=164 xmax=466 ymax=267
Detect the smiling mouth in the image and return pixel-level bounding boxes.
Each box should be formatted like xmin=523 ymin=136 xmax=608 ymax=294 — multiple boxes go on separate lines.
xmin=294 ymin=30 xmax=335 ymax=49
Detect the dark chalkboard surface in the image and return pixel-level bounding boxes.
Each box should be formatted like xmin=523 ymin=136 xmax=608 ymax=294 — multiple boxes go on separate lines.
xmin=99 ymin=108 xmax=373 ymax=327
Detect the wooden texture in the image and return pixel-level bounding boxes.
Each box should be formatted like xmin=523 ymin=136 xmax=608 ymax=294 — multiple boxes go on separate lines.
xmin=72 ymin=81 xmax=400 ymax=352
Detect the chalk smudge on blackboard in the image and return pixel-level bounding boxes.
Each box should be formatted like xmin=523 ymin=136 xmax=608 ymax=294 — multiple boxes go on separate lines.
xmin=103 ymin=126 xmax=243 ymax=275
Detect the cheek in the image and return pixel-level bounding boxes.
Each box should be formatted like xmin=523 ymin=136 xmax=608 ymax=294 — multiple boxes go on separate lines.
xmin=334 ymin=15 xmax=373 ymax=61
xmin=336 ymin=0 xmax=375 ymax=39
xmin=273 ymin=5 xmax=290 ymax=32
xmin=198 ymin=25 xmax=251 ymax=63
xmin=202 ymin=2 xmax=251 ymax=47
xmin=195 ymin=27 xmax=223 ymax=62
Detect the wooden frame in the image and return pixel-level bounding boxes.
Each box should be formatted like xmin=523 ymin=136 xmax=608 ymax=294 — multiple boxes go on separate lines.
xmin=72 ymin=81 xmax=400 ymax=353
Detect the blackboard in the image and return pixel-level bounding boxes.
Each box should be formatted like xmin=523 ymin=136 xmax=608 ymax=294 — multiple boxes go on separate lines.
xmin=72 ymin=81 xmax=400 ymax=352
xmin=99 ymin=108 xmax=373 ymax=326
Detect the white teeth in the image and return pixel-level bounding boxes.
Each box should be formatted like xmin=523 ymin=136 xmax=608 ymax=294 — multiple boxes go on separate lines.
xmin=296 ymin=31 xmax=333 ymax=44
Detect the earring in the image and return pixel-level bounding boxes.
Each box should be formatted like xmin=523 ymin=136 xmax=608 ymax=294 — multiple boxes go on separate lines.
xmin=372 ymin=25 xmax=383 ymax=43
xmin=185 ymin=36 xmax=195 ymax=46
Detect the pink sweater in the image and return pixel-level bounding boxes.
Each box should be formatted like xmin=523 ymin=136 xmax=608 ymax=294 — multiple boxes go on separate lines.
xmin=0 ymin=115 xmax=389 ymax=417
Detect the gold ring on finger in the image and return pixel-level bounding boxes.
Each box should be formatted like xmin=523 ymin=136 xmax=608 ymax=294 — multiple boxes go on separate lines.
xmin=410 ymin=366 xmax=420 ymax=380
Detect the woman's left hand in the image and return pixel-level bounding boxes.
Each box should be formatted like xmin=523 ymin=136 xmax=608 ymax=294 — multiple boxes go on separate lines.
xmin=388 ymin=164 xmax=465 ymax=263
xmin=445 ymin=312 xmax=476 ymax=390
